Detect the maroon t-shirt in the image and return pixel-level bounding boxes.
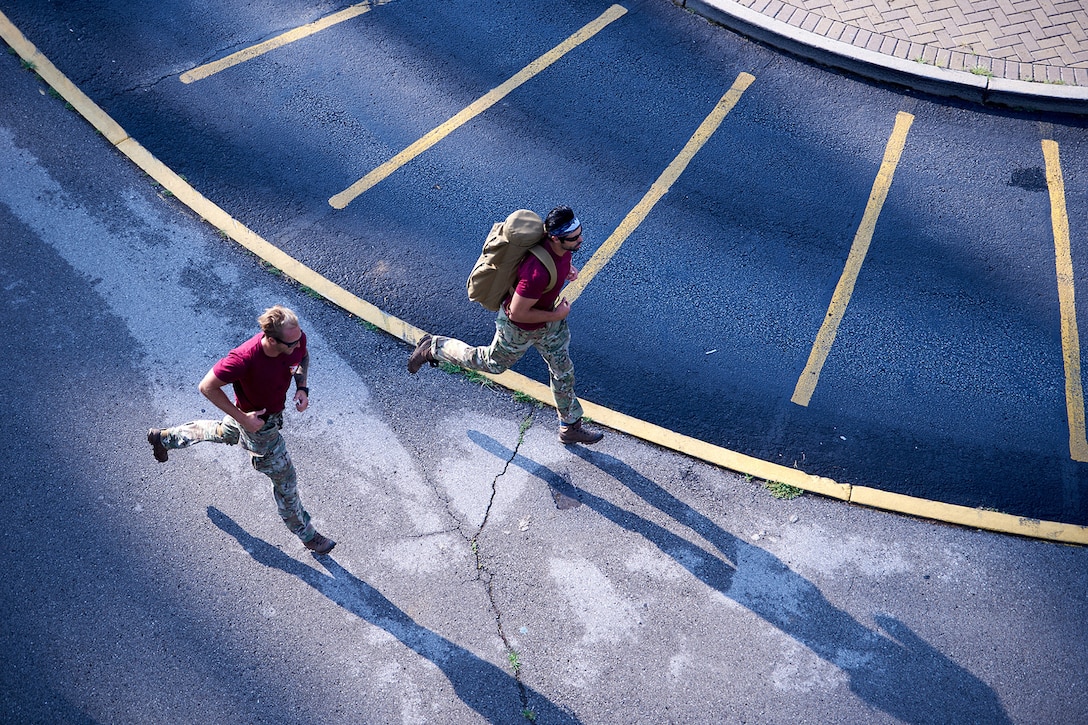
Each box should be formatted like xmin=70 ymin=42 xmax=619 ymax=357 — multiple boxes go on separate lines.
xmin=212 ymin=332 xmax=307 ymax=415
xmin=505 ymin=245 xmax=571 ymax=330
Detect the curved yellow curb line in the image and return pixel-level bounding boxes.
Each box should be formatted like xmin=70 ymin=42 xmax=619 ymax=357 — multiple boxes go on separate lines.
xmin=4 ymin=12 xmax=1084 ymax=546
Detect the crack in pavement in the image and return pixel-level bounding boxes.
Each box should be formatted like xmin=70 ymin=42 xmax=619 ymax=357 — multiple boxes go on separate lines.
xmin=471 ymin=408 xmax=538 ymax=717
xmin=406 ymin=400 xmax=543 ymax=717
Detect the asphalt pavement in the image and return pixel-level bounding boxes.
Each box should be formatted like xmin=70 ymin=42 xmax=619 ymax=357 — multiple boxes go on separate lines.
xmin=2 ymin=7 xmax=1088 ymax=724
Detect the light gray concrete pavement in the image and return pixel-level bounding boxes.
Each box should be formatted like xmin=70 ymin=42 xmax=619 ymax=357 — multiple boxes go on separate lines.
xmin=2 ymin=35 xmax=1087 ymax=725
xmin=681 ymin=0 xmax=1088 ymax=113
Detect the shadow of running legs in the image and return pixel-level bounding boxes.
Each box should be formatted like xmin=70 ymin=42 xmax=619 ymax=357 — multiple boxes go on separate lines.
xmin=207 ymin=507 xmax=580 ymax=725
xmin=468 ymin=432 xmax=1011 ymax=725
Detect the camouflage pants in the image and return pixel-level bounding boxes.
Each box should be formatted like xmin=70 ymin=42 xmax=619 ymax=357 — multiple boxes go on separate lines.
xmin=159 ymin=412 xmax=317 ymax=542
xmin=431 ymin=308 xmax=583 ymax=425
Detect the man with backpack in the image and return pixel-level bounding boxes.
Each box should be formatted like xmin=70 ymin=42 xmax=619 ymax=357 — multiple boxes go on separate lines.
xmin=408 ymin=205 xmax=604 ymax=445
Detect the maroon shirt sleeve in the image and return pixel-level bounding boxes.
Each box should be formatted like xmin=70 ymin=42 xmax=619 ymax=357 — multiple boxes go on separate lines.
xmin=213 ymin=341 xmax=252 ymax=385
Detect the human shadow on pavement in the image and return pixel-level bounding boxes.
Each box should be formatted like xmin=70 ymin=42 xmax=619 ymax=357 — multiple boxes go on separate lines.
xmin=207 ymin=507 xmax=581 ymax=725
xmin=467 ymin=432 xmax=1011 ymax=725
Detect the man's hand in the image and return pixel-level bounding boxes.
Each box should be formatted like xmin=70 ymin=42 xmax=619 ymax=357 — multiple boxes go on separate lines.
xmin=239 ymin=409 xmax=267 ymax=433
xmin=294 ymin=389 xmax=309 ymax=412
xmin=199 ymin=369 xmax=268 ymax=434
xmin=567 ymin=265 xmax=579 ymax=281
xmin=509 ymin=292 xmax=570 ymax=325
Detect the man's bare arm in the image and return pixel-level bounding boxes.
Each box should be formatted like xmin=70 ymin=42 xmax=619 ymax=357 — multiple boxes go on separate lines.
xmin=198 ymin=369 xmax=265 ymax=433
xmin=507 ymin=292 xmax=570 ymax=325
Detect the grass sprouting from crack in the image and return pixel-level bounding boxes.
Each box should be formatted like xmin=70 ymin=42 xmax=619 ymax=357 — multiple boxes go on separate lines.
xmin=764 ymin=481 xmax=804 ymax=500
xmin=507 ymin=650 xmax=521 ymax=676
xmin=516 ymin=415 xmax=533 ymax=446
xmin=513 ymin=390 xmax=543 ymax=408
xmin=353 ymin=316 xmax=379 ymax=332
xmin=439 ymin=362 xmax=496 ymax=389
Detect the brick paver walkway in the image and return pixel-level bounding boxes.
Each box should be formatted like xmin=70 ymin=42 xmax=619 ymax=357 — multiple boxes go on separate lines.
xmin=733 ymin=0 xmax=1088 ymax=86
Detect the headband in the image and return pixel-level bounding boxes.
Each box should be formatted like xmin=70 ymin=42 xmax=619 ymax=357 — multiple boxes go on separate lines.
xmin=549 ymin=217 xmax=581 ymax=238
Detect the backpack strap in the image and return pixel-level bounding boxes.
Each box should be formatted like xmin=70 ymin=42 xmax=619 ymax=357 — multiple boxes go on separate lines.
xmin=527 ymin=245 xmax=558 ymax=295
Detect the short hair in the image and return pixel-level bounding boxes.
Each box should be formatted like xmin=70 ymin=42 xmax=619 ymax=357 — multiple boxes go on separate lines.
xmin=544 ymin=206 xmax=576 ymax=235
xmin=258 ymin=305 xmax=299 ymax=336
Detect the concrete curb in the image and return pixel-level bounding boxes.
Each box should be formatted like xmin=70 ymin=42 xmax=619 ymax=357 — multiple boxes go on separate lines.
xmin=682 ymin=0 xmax=1088 ymax=116
xmin=3 ymin=11 xmax=1086 ymax=545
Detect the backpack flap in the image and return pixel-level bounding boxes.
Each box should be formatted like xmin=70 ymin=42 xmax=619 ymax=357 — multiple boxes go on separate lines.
xmin=467 ymin=210 xmax=548 ymax=311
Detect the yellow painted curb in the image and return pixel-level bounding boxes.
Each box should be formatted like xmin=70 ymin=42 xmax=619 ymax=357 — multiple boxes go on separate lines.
xmin=4 ymin=11 xmax=1085 ymax=546
xmin=850 ymin=486 xmax=1088 ymax=545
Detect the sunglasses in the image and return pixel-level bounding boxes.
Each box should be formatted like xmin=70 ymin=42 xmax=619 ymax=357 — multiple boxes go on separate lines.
xmin=274 ymin=334 xmax=303 ymax=348
xmin=559 ymin=231 xmax=583 ymax=243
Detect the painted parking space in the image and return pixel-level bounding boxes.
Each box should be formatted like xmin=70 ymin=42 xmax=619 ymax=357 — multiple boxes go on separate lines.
xmin=1043 ymin=138 xmax=1088 ymax=463
xmin=179 ymin=1 xmax=385 ymax=84
xmin=566 ymin=71 xmax=756 ymax=303
xmin=791 ymin=111 xmax=914 ymax=407
xmin=329 ymin=4 xmax=628 ymax=209
xmin=6 ymin=0 xmax=1088 ymax=533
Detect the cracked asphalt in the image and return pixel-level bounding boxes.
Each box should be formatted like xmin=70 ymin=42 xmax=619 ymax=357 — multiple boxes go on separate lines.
xmin=2 ymin=23 xmax=1088 ymax=725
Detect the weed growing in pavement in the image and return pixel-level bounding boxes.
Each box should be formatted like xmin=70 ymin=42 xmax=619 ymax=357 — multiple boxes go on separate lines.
xmin=969 ymin=66 xmax=994 ymax=77
xmin=20 ymin=58 xmax=35 ymax=72
xmin=513 ymin=390 xmax=543 ymax=408
xmin=743 ymin=473 xmax=754 ymax=482
xmin=439 ymin=361 xmax=496 ymax=389
xmin=507 ymin=650 xmax=521 ymax=676
xmin=764 ymin=481 xmax=804 ymax=500
xmin=469 ymin=538 xmax=483 ymax=571
xmin=259 ymin=260 xmax=283 ymax=277
xmin=522 ymin=708 xmax=537 ymax=721
xmin=40 ymin=83 xmax=73 ymax=110
xmin=517 ymin=416 xmax=533 ymax=446
xmin=353 ymin=316 xmax=379 ymax=332
xmin=299 ymin=285 xmax=323 ymax=300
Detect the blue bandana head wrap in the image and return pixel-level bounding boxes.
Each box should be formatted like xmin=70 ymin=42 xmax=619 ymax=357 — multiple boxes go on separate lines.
xmin=549 ymin=217 xmax=581 ymax=238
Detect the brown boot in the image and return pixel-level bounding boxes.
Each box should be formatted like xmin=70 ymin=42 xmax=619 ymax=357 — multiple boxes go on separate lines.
xmin=407 ymin=334 xmax=437 ymax=374
xmin=304 ymin=532 xmax=336 ymax=554
xmin=147 ymin=428 xmax=169 ymax=462
xmin=559 ymin=419 xmax=604 ymax=445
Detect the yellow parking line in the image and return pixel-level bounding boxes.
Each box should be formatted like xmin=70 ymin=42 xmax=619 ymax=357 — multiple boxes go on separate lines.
xmin=1042 ymin=139 xmax=1088 ymax=462
xmin=792 ymin=111 xmax=914 ymax=407
xmin=329 ymin=4 xmax=628 ymax=209
xmin=564 ymin=72 xmax=755 ymax=304
xmin=179 ymin=1 xmax=381 ymax=84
